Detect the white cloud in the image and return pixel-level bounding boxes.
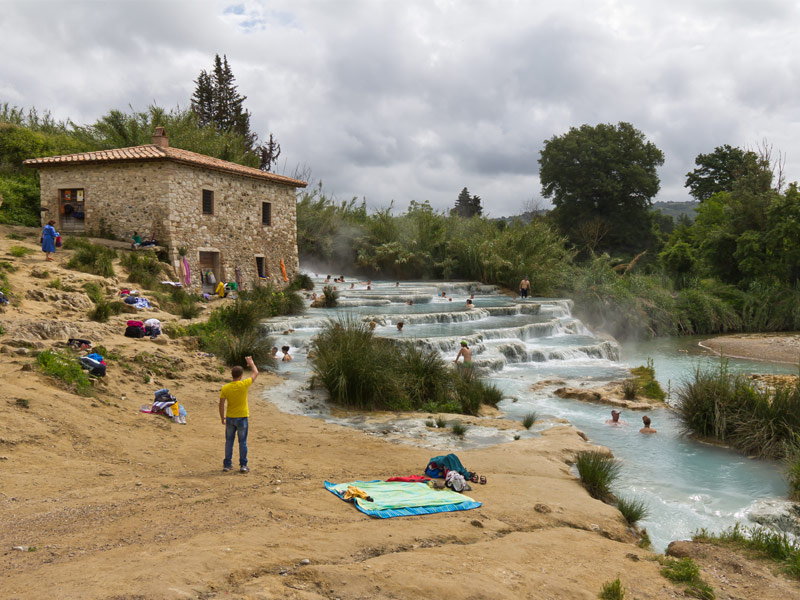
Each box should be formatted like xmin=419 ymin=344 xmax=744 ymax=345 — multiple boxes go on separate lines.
xmin=2 ymin=0 xmax=799 ymax=215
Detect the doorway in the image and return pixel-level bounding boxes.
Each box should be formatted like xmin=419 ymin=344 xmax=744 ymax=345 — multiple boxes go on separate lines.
xmin=199 ymin=251 xmax=221 ymax=290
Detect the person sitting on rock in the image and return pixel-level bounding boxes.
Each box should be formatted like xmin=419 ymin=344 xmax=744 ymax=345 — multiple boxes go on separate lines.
xmin=605 ymin=410 xmax=627 ymax=425
xmin=639 ymin=415 xmax=657 ymax=434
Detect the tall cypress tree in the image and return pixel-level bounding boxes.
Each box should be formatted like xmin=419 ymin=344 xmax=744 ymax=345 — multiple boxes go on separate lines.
xmin=190 ymin=70 xmax=214 ymax=127
xmin=452 ymin=187 xmax=483 ymax=217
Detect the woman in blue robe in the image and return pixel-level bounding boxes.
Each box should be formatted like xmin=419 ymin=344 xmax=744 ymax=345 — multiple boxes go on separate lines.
xmin=41 ymin=219 xmax=59 ymax=261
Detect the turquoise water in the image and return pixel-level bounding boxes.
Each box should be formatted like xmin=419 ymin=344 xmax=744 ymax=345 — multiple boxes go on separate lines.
xmin=263 ymin=276 xmax=794 ymax=551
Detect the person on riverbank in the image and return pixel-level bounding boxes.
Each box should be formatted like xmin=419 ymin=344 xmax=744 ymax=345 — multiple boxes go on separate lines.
xmin=219 ymin=356 xmax=258 ymax=473
xmin=519 ymin=276 xmax=531 ymax=298
xmin=454 ymin=340 xmax=474 ymax=379
xmin=131 ymin=231 xmax=142 ymax=249
xmin=41 ymin=220 xmax=59 ymax=261
xmin=605 ymin=410 xmax=627 ymax=425
xmin=640 ymin=415 xmax=657 ymax=434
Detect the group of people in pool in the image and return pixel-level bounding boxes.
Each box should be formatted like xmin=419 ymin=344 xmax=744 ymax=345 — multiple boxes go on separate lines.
xmin=606 ymin=409 xmax=657 ymax=434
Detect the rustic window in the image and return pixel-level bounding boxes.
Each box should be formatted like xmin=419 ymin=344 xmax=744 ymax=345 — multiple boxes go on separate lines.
xmin=262 ymin=202 xmax=272 ymax=226
xmin=256 ymin=257 xmax=266 ymax=278
xmin=202 ymin=189 xmax=214 ymax=215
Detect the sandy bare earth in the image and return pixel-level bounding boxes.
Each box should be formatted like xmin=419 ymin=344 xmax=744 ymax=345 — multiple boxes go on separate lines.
xmin=0 ymin=225 xmax=797 ymax=599
xmin=701 ymin=333 xmax=800 ymax=365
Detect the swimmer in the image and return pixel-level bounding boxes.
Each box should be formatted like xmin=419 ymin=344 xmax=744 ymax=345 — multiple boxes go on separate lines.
xmin=466 ymin=299 xmax=474 ymax=309
xmin=396 ymin=321 xmax=404 ymax=332
xmin=281 ymin=345 xmax=293 ymax=362
xmin=605 ymin=410 xmax=627 ymax=425
xmin=640 ymin=415 xmax=657 ymax=434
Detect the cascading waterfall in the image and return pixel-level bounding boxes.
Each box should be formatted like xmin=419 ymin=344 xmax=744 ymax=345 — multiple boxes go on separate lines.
xmin=263 ymin=276 xmax=794 ymax=552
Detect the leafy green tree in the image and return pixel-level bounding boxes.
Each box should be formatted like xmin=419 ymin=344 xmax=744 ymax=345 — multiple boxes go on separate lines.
xmin=539 ymin=122 xmax=664 ymax=255
xmin=452 ymin=187 xmax=483 ymax=217
xmin=685 ymin=145 xmax=759 ymax=201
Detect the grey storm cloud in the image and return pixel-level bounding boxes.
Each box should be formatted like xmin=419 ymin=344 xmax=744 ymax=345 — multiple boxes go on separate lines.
xmin=2 ymin=0 xmax=799 ymax=216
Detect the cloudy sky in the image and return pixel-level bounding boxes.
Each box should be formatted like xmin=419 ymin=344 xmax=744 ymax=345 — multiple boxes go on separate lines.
xmin=2 ymin=0 xmax=798 ymax=216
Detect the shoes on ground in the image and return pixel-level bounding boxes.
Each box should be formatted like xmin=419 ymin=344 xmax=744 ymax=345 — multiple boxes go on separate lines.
xmin=240 ymin=466 xmax=250 ymax=473
xmin=222 ymin=466 xmax=232 ymax=472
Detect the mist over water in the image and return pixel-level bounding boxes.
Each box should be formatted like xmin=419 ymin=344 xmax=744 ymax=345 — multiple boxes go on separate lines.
xmin=263 ymin=275 xmax=794 ymax=552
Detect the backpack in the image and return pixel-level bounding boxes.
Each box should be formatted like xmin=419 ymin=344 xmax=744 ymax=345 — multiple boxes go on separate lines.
xmin=127 ymin=320 xmax=144 ymax=328
xmin=124 ymin=324 xmax=145 ymax=338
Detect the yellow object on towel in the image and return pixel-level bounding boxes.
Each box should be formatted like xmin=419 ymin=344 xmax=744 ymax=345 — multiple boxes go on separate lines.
xmin=215 ymin=281 xmax=225 ymax=298
xmin=170 ymin=403 xmax=179 ymax=416
xmin=343 ymin=486 xmax=371 ymax=501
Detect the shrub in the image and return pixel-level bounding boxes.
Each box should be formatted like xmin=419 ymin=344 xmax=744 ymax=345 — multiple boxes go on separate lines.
xmin=160 ymin=287 xmax=202 ymax=319
xmin=435 ymin=415 xmax=447 ymax=428
xmin=676 ymin=362 xmax=800 ymax=460
xmin=621 ymin=379 xmax=638 ymax=400
xmin=598 ymin=578 xmax=625 ymax=600
xmin=240 ymin=283 xmax=304 ymax=317
xmin=522 ymin=411 xmax=537 ymax=429
xmin=212 ymin=299 xmax=264 ymax=335
xmin=89 ymin=300 xmax=124 ymax=322
xmin=35 ymin=349 xmax=92 ymax=396
xmin=15 ymin=398 xmax=29 ymax=409
xmin=451 ymin=421 xmax=468 ymax=437
xmin=425 ymin=419 xmax=436 ymax=427
xmin=658 ymin=557 xmax=715 ymax=599
xmin=119 ymin=251 xmax=164 ymax=288
xmin=214 ymin=329 xmax=276 ymax=368
xmin=616 ymin=497 xmax=649 ymax=525
xmin=630 ymin=358 xmax=666 ymax=401
xmin=787 ymin=453 xmax=800 ymax=501
xmin=31 ymin=269 xmax=49 ymax=279
xmin=65 ymin=239 xmax=116 ymax=277
xmin=8 ymin=245 xmax=33 ymax=257
xmin=322 ymin=285 xmax=339 ymax=308
xmin=289 ymin=273 xmax=314 ymax=291
xmin=6 ymin=233 xmax=26 ymax=241
xmin=575 ymin=450 xmax=620 ymax=502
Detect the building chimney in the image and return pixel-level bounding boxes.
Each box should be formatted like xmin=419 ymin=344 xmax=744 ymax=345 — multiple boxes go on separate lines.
xmin=152 ymin=127 xmax=169 ymax=148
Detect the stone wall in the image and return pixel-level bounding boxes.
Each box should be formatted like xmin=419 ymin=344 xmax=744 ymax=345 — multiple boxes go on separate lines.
xmin=37 ymin=160 xmax=300 ymax=290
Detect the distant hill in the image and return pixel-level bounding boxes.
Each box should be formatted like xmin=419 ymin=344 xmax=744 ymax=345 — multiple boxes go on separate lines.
xmin=651 ymin=200 xmax=699 ymax=222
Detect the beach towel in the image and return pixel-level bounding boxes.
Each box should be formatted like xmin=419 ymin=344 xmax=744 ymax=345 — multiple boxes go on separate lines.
xmin=133 ymin=297 xmax=152 ymax=310
xmin=183 ymin=258 xmax=191 ymax=286
xmin=280 ymin=259 xmax=288 ymax=282
xmin=324 ymin=480 xmax=481 ymax=518
xmin=426 ymin=453 xmax=471 ymax=479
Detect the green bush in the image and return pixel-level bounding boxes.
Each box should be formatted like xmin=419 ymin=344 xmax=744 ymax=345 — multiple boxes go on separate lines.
xmin=289 ymin=273 xmax=314 ymax=291
xmin=435 ymin=415 xmax=447 ymax=428
xmin=676 ymin=362 xmax=800 ymax=460
xmin=214 ymin=329 xmax=276 ymax=368
xmin=6 ymin=232 xmax=26 ymax=240
xmin=629 ymin=358 xmax=666 ymax=401
xmin=658 ymin=556 xmax=715 ymax=599
xmin=88 ymin=299 xmax=124 ymax=322
xmin=621 ymin=379 xmax=638 ymax=400
xmin=598 ymin=578 xmax=625 ymax=600
xmin=119 ymin=251 xmax=164 ymax=288
xmin=159 ymin=287 xmax=202 ymax=319
xmin=65 ymin=239 xmax=116 ymax=277
xmin=35 ymin=349 xmax=92 ymax=396
xmin=240 ymin=282 xmax=304 ymax=317
xmin=8 ymin=245 xmax=34 ymax=257
xmin=322 ymin=285 xmax=339 ymax=308
xmin=575 ymin=450 xmax=620 ymax=502
xmin=615 ymin=497 xmax=649 ymax=525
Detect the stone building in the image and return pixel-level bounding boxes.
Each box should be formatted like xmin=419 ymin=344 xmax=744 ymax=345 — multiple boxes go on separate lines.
xmin=24 ymin=128 xmax=307 ymax=290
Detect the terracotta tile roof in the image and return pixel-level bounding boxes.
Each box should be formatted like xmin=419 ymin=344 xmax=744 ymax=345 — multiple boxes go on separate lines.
xmin=23 ymin=144 xmax=307 ymax=187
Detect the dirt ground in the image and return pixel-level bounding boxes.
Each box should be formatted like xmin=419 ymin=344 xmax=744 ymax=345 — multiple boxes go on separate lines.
xmin=701 ymin=333 xmax=800 ymax=366
xmin=0 ymin=225 xmax=797 ymax=599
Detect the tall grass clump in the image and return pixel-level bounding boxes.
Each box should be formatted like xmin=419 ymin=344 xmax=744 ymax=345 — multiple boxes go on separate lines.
xmin=575 ymin=450 xmax=620 ymax=502
xmin=629 ymin=358 xmax=666 ymax=401
xmin=35 ymin=349 xmax=92 ymax=396
xmin=65 ymin=238 xmax=116 ymax=277
xmin=598 ymin=578 xmax=625 ymax=600
xmin=214 ymin=329 xmax=276 ymax=369
xmin=321 ymin=285 xmax=339 ymax=308
xmin=451 ymin=421 xmax=468 ymax=437
xmin=522 ymin=411 xmax=537 ymax=429
xmin=289 ymin=273 xmax=314 ymax=291
xmin=786 ymin=453 xmax=800 ymax=501
xmin=675 ymin=362 xmax=800 ymax=460
xmin=162 ymin=287 xmax=202 ymax=319
xmin=621 ymin=379 xmax=638 ymax=400
xmin=240 ymin=282 xmax=304 ymax=316
xmin=694 ymin=523 xmax=800 ymax=579
xmin=83 ymin=281 xmax=124 ymax=322
xmin=658 ymin=556 xmax=715 ymax=599
xmin=119 ymin=251 xmax=164 ymax=288
xmin=616 ymin=497 xmax=649 ymax=526
xmin=309 ymin=318 xmax=502 ymax=414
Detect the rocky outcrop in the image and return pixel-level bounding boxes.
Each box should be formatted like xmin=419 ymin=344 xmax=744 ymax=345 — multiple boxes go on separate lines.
xmin=25 ymin=288 xmax=93 ymax=311
xmin=553 ymin=385 xmax=654 ymax=410
xmin=747 ymin=499 xmax=800 ymax=536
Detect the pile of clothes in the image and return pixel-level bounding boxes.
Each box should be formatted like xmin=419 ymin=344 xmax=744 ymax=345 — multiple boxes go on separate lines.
xmin=119 ymin=289 xmax=152 ymax=310
xmin=78 ymin=351 xmax=106 ymax=377
xmin=425 ymin=453 xmax=485 ymax=492
xmin=140 ymin=388 xmax=186 ymax=424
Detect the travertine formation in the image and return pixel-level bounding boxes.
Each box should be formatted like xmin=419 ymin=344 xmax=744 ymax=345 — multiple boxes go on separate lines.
xmin=25 ymin=129 xmax=306 ymax=290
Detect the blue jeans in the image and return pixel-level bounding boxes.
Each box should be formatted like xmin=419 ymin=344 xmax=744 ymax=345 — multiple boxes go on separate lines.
xmin=224 ymin=417 xmax=249 ymax=468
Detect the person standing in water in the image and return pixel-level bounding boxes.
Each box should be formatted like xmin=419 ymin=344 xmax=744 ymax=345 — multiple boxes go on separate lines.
xmin=640 ymin=415 xmax=657 ymax=434
xmin=605 ymin=410 xmax=627 ymax=425
xmin=519 ymin=276 xmax=531 ymax=298
xmin=454 ymin=340 xmax=474 ymax=379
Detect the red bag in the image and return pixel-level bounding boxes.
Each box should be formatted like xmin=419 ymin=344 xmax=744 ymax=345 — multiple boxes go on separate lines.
xmin=126 ymin=320 xmax=144 ymax=328
xmin=55 ymin=236 xmax=62 ymax=247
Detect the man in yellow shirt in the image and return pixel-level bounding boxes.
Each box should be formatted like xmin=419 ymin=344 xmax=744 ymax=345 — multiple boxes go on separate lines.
xmin=219 ymin=356 xmax=258 ymax=473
